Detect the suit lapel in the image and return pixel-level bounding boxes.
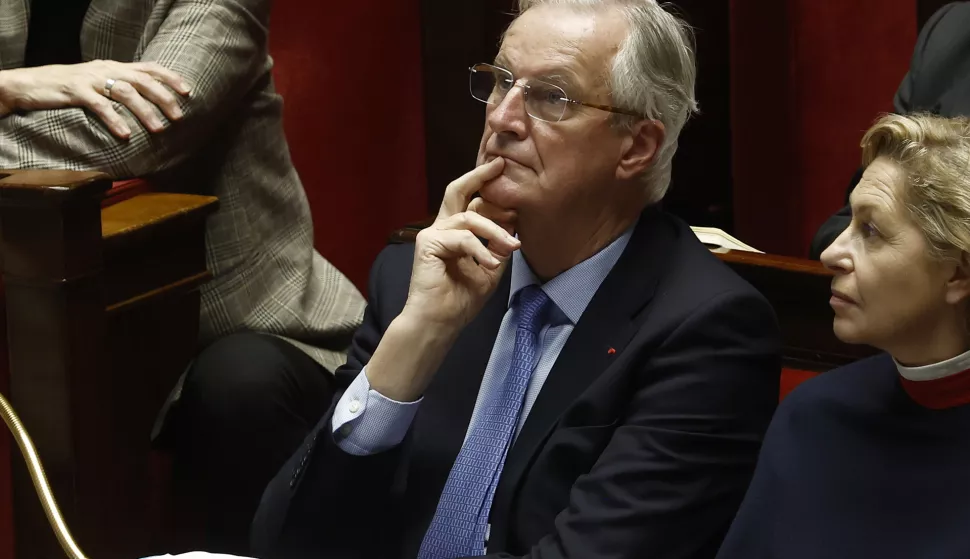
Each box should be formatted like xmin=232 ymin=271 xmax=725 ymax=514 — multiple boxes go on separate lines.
xmin=488 ymin=209 xmax=678 ymax=549
xmin=0 ymin=0 xmax=28 ymax=69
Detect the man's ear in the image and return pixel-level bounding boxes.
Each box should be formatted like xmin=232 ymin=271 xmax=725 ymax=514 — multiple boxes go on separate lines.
xmin=944 ymin=252 xmax=970 ymax=305
xmin=616 ymin=120 xmax=665 ymax=181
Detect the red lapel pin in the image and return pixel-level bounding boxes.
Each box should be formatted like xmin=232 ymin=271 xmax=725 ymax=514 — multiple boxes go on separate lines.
xmin=607 ymin=347 xmax=616 ymax=355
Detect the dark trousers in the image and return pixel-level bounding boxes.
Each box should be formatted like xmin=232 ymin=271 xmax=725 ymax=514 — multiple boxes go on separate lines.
xmin=169 ymin=332 xmax=334 ymax=555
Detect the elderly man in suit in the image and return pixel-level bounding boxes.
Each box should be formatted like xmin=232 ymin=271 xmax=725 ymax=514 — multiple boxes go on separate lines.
xmin=0 ymin=0 xmax=364 ymax=553
xmin=252 ymin=1 xmax=782 ymax=558
xmin=810 ymin=1 xmax=970 ymax=258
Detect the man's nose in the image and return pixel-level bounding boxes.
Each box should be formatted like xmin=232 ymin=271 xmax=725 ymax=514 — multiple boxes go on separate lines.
xmin=486 ymin=83 xmax=530 ymax=139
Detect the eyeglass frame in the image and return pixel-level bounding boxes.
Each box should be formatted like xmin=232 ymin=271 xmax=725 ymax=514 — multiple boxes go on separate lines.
xmin=468 ymin=62 xmax=651 ymax=122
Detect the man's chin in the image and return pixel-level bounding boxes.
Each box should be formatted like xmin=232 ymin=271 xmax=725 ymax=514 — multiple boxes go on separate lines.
xmin=479 ymin=175 xmax=523 ymax=210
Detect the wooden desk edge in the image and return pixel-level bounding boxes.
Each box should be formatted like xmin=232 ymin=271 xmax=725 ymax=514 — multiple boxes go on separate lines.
xmin=101 ymin=193 xmax=219 ymax=241
xmin=0 ymin=170 xmax=111 ymax=202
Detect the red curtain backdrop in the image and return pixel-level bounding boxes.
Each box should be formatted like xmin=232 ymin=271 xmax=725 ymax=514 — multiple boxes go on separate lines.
xmin=730 ymin=0 xmax=917 ymax=257
xmin=269 ymin=0 xmax=428 ymax=293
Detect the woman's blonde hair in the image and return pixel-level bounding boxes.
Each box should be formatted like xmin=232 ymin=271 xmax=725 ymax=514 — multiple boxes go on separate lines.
xmin=860 ymin=113 xmax=970 ymax=261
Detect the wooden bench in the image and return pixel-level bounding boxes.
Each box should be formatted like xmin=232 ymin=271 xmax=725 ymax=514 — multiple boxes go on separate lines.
xmin=0 ymin=170 xmax=217 ymax=558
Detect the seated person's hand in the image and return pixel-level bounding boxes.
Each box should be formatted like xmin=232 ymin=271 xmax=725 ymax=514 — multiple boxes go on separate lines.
xmin=363 ymin=157 xmax=520 ymax=403
xmin=0 ymin=60 xmax=190 ymax=139
xmin=403 ymin=156 xmax=520 ymax=329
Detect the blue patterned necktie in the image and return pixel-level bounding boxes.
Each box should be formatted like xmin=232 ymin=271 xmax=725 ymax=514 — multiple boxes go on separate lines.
xmin=418 ymin=285 xmax=552 ymax=559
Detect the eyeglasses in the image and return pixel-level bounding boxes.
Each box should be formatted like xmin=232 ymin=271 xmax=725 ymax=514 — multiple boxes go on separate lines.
xmin=468 ymin=62 xmax=648 ymax=123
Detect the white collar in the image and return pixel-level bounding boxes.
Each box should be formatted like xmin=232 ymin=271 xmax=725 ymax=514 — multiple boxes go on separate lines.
xmin=894 ymin=348 xmax=970 ymax=381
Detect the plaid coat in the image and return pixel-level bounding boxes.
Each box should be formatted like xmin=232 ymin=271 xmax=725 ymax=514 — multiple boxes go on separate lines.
xmin=0 ymin=0 xmax=365 ymax=373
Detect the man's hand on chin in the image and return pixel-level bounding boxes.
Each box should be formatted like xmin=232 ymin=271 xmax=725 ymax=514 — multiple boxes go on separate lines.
xmin=469 ymin=195 xmax=518 ymax=238
xmin=363 ymin=157 xmax=522 ymax=403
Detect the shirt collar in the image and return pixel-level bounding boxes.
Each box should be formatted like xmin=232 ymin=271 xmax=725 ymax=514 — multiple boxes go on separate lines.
xmin=894 ymin=348 xmax=970 ymax=381
xmin=894 ymin=349 xmax=970 ymax=410
xmin=509 ymin=225 xmax=634 ymax=324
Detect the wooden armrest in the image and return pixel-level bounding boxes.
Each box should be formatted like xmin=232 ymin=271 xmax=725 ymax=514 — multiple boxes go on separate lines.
xmin=0 ymin=170 xmax=217 ymax=281
xmin=101 ymin=192 xmax=218 ymax=312
xmin=0 ymin=171 xmax=164 ymax=209
xmin=102 ymin=192 xmax=218 ymax=247
xmin=0 ymin=169 xmax=109 ymax=200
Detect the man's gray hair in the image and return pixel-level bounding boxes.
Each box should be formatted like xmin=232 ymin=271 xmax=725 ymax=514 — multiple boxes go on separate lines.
xmin=517 ymin=0 xmax=698 ymax=203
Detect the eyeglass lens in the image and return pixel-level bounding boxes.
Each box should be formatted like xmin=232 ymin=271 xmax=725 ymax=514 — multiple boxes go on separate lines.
xmin=469 ymin=65 xmax=570 ymax=122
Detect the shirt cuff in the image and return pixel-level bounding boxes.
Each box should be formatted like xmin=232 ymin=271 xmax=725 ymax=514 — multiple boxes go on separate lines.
xmin=331 ymin=367 xmax=422 ymax=456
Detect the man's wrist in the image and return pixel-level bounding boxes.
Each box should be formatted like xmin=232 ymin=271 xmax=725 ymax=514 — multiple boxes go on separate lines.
xmin=365 ymin=313 xmax=462 ymax=402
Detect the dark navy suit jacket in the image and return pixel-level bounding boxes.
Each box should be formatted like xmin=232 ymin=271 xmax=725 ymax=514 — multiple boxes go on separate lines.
xmin=251 ymin=208 xmax=782 ymax=559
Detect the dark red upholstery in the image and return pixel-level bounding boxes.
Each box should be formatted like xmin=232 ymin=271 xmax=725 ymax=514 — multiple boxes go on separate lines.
xmin=269 ymin=0 xmax=429 ymax=294
xmin=730 ymin=0 xmax=917 ymax=257
xmin=781 ymin=369 xmax=821 ymax=400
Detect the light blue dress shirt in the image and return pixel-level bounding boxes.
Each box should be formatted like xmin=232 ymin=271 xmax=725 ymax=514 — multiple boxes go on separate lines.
xmin=331 ymin=227 xmax=633 ymax=456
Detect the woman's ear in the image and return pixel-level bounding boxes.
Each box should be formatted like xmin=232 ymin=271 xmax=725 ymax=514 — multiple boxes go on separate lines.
xmin=616 ymin=120 xmax=665 ymax=181
xmin=944 ymin=252 xmax=970 ymax=305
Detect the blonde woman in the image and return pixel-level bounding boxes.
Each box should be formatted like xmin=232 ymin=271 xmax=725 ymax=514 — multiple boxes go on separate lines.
xmin=717 ymin=113 xmax=970 ymax=559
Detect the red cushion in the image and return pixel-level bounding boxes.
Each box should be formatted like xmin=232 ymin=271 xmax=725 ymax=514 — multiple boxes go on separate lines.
xmin=103 ymin=179 xmax=152 ymax=207
xmin=781 ymin=368 xmax=820 ymax=400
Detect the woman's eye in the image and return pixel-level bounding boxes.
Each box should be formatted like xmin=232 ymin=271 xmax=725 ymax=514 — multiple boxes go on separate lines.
xmin=861 ymin=222 xmax=879 ymax=239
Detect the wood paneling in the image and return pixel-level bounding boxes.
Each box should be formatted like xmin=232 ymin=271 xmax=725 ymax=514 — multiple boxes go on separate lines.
xmin=0 ymin=170 xmax=217 ymax=558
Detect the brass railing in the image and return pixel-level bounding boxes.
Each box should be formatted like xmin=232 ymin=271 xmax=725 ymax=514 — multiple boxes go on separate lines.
xmin=0 ymin=392 xmax=89 ymax=559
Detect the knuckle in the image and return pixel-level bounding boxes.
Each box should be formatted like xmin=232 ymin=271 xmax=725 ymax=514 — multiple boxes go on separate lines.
xmin=128 ymin=73 xmax=151 ymax=88
xmin=147 ymin=62 xmax=171 ymax=77
xmin=415 ymin=228 xmax=433 ymax=245
xmin=158 ymin=90 xmax=178 ymax=106
xmin=453 ymin=212 xmax=470 ymax=229
xmin=89 ymin=97 xmax=111 ymax=112
xmin=446 ymin=174 xmax=469 ymax=192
